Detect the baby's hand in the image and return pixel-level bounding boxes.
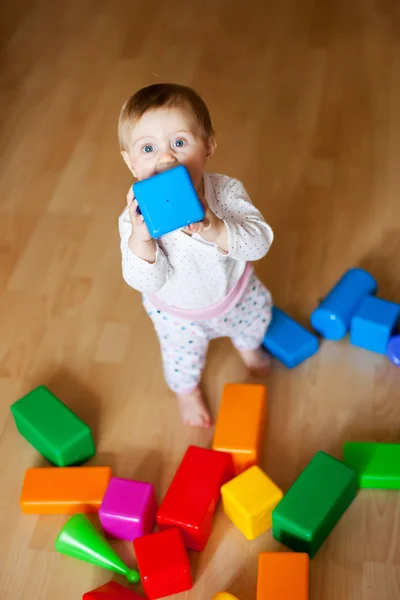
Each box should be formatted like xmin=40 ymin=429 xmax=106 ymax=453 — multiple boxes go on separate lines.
xmin=127 ymin=187 xmax=152 ymax=243
xmin=184 ymin=205 xmax=223 ymax=239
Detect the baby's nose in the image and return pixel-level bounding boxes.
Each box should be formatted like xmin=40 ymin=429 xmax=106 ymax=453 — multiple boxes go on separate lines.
xmin=157 ymin=151 xmax=177 ymax=173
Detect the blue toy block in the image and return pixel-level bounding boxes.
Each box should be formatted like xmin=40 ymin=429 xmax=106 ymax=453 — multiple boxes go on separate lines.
xmin=263 ymin=307 xmax=320 ymax=368
xmin=387 ymin=334 xmax=400 ymax=366
xmin=133 ymin=165 xmax=205 ymax=239
xmin=350 ymin=296 xmax=400 ymax=354
xmin=310 ymin=268 xmax=377 ymax=340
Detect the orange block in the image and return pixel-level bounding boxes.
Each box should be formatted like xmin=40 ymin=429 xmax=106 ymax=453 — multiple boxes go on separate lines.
xmin=212 ymin=384 xmax=266 ymax=475
xmin=257 ymin=553 xmax=309 ymax=600
xmin=20 ymin=466 xmax=112 ymax=514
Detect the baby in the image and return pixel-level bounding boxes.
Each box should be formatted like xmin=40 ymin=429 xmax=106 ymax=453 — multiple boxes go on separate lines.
xmin=118 ymin=83 xmax=274 ymax=428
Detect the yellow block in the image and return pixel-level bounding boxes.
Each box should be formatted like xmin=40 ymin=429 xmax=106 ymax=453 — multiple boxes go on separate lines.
xmin=221 ymin=465 xmax=283 ymax=540
xmin=213 ymin=595 xmax=240 ymax=600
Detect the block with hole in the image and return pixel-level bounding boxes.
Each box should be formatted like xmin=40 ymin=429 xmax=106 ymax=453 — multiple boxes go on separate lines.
xmin=310 ymin=268 xmax=377 ymax=340
xmin=20 ymin=466 xmax=111 ymax=514
xmin=263 ymin=306 xmax=319 ymax=368
xmin=212 ymin=383 xmax=266 ymax=475
xmin=10 ymin=385 xmax=95 ymax=466
xmin=133 ymin=165 xmax=204 ymax=238
xmin=272 ymin=451 xmax=357 ymax=558
xmin=343 ymin=442 xmax=400 ymax=489
xmin=221 ymin=465 xmax=283 ymax=540
xmin=350 ymin=295 xmax=400 ymax=354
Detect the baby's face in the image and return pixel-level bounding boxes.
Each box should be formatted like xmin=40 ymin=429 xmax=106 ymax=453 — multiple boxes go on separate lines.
xmin=122 ymin=106 xmax=214 ymax=193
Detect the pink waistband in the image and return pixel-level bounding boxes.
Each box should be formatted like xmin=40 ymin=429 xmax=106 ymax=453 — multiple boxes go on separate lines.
xmin=146 ymin=263 xmax=253 ymax=321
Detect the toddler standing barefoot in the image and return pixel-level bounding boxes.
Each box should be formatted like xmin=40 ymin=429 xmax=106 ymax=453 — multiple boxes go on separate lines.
xmin=118 ymin=83 xmax=273 ymax=428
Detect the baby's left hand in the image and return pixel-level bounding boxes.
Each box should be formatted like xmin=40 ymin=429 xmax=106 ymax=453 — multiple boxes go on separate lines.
xmin=184 ymin=205 xmax=221 ymax=237
xmin=183 ymin=189 xmax=225 ymax=244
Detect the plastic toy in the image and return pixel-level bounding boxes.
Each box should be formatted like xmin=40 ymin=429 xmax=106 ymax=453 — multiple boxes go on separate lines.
xmin=55 ymin=514 xmax=140 ymax=583
xmin=133 ymin=165 xmax=205 ymax=238
xmin=221 ymin=465 xmax=282 ymax=540
xmin=133 ymin=528 xmax=192 ymax=599
xmin=350 ymin=296 xmax=400 ymax=354
xmin=343 ymin=442 xmax=400 ymax=489
xmin=20 ymin=466 xmax=111 ymax=514
xmin=83 ymin=581 xmax=144 ymax=599
xmin=213 ymin=595 xmax=240 ymax=600
xmin=156 ymin=445 xmax=233 ymax=551
xmin=387 ymin=334 xmax=400 ymax=366
xmin=310 ymin=268 xmax=377 ymax=340
xmin=272 ymin=451 xmax=356 ymax=557
xmin=263 ymin=307 xmax=319 ymax=368
xmin=10 ymin=385 xmax=95 ymax=466
xmin=99 ymin=477 xmax=157 ymax=541
xmin=212 ymin=383 xmax=266 ymax=475
xmin=257 ymin=552 xmax=309 ymax=600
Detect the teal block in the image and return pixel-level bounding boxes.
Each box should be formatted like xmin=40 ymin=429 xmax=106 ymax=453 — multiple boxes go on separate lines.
xmin=343 ymin=442 xmax=400 ymax=489
xmin=11 ymin=385 xmax=95 ymax=466
xmin=272 ymin=451 xmax=357 ymax=557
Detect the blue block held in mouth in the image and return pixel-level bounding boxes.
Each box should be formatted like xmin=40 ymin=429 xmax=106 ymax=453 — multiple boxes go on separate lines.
xmin=133 ymin=165 xmax=205 ymax=239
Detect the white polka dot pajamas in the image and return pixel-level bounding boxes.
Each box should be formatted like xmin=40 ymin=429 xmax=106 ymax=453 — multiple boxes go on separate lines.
xmin=119 ymin=172 xmax=274 ymax=394
xmin=142 ymin=273 xmax=272 ymax=393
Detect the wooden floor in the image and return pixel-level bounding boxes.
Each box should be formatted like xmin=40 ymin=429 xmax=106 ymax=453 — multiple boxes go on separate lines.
xmin=1 ymin=0 xmax=400 ymax=598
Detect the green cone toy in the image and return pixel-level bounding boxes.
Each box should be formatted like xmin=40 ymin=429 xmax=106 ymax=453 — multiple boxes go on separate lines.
xmin=55 ymin=514 xmax=140 ymax=583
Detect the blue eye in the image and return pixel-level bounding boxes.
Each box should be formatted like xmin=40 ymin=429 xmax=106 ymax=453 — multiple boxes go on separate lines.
xmin=173 ymin=139 xmax=186 ymax=148
xmin=143 ymin=144 xmax=155 ymax=153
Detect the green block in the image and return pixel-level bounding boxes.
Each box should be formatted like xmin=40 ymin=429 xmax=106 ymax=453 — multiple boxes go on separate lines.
xmin=11 ymin=385 xmax=95 ymax=466
xmin=343 ymin=442 xmax=400 ymax=489
xmin=272 ymin=451 xmax=356 ymax=557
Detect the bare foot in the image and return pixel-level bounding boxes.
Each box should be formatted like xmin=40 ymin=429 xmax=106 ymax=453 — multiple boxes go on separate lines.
xmin=177 ymin=387 xmax=212 ymax=428
xmin=238 ymin=347 xmax=272 ymax=377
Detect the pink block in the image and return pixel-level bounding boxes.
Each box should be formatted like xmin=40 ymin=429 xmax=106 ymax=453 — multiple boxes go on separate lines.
xmin=99 ymin=477 xmax=157 ymax=541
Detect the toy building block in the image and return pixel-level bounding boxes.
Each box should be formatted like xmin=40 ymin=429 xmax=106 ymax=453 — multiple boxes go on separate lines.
xmin=156 ymin=445 xmax=233 ymax=551
xmin=83 ymin=581 xmax=144 ymax=599
xmin=99 ymin=477 xmax=157 ymax=541
xmin=221 ymin=465 xmax=283 ymax=540
xmin=272 ymin=451 xmax=356 ymax=558
xmin=133 ymin=528 xmax=192 ymax=599
xmin=350 ymin=296 xmax=400 ymax=354
xmin=55 ymin=514 xmax=140 ymax=583
xmin=387 ymin=334 xmax=400 ymax=366
xmin=133 ymin=165 xmax=205 ymax=238
xmin=212 ymin=383 xmax=266 ymax=475
xmin=263 ymin=307 xmax=319 ymax=368
xmin=20 ymin=466 xmax=111 ymax=514
xmin=310 ymin=268 xmax=377 ymax=340
xmin=10 ymin=385 xmax=95 ymax=466
xmin=343 ymin=442 xmax=400 ymax=489
xmin=257 ymin=552 xmax=309 ymax=600
xmin=213 ymin=594 xmax=240 ymax=600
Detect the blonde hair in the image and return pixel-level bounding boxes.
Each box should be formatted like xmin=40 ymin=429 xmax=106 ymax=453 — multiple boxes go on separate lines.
xmin=118 ymin=83 xmax=215 ymax=151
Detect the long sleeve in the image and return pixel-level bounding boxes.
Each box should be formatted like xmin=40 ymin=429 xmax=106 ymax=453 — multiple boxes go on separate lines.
xmin=217 ymin=178 xmax=274 ymax=261
xmin=118 ymin=208 xmax=171 ymax=293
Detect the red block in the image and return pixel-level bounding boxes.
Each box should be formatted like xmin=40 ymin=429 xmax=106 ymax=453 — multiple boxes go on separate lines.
xmin=83 ymin=581 xmax=143 ymax=599
xmin=156 ymin=445 xmax=233 ymax=551
xmin=133 ymin=528 xmax=192 ymax=599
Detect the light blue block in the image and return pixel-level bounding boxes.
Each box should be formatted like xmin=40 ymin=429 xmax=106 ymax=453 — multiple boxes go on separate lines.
xmin=350 ymin=296 xmax=400 ymax=354
xmin=133 ymin=165 xmax=205 ymax=239
xmin=311 ymin=268 xmax=377 ymax=340
xmin=263 ymin=307 xmax=320 ymax=368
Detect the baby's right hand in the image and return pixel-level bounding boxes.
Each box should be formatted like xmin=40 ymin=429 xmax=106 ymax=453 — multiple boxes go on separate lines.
xmin=127 ymin=187 xmax=152 ymax=243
